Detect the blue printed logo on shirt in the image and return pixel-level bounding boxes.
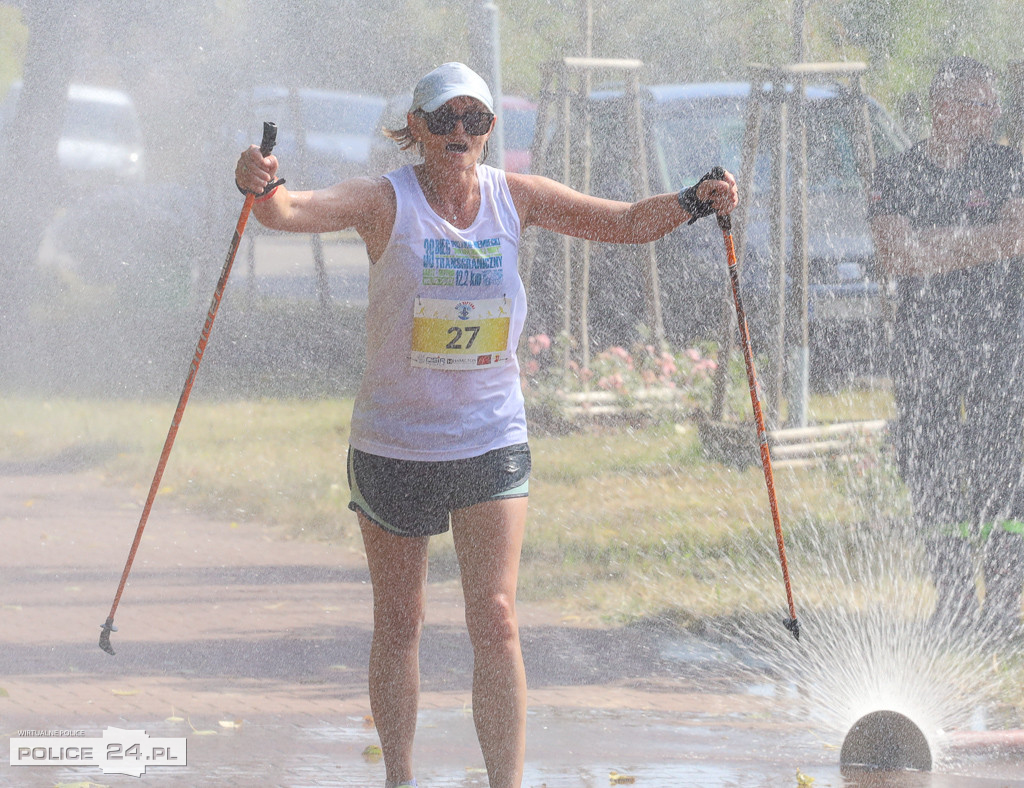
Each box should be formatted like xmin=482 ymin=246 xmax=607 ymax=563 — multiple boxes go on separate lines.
xmin=423 ymin=238 xmax=503 ymax=287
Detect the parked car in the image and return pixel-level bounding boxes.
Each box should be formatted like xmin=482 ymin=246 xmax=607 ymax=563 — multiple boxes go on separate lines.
xmin=368 ymin=92 xmax=537 ymax=175
xmin=235 ymin=86 xmax=386 ymax=187
xmin=0 ymin=81 xmax=145 ymax=185
xmin=530 ymin=81 xmax=909 ymax=383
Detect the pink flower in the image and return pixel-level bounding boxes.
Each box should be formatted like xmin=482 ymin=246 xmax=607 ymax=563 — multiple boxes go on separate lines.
xmin=524 ymin=359 xmax=540 ymax=375
xmin=528 ymin=333 xmax=552 ymax=354
xmin=528 ymin=334 xmax=552 ymax=356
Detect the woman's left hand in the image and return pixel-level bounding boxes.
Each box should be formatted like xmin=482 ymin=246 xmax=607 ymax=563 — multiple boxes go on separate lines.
xmin=697 ymin=169 xmax=739 ymax=216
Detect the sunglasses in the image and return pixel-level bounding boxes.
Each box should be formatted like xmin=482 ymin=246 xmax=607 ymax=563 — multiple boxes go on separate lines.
xmin=418 ymin=107 xmax=494 ymax=136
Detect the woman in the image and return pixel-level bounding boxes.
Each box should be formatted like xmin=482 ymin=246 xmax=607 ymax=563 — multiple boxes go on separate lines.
xmin=235 ymin=62 xmax=737 ymax=788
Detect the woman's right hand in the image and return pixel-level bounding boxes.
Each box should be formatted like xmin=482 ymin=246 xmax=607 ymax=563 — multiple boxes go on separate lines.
xmin=235 ymin=145 xmax=279 ymax=195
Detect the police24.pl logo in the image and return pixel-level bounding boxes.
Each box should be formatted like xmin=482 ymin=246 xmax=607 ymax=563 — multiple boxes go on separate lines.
xmin=11 ymin=727 xmax=186 ymax=777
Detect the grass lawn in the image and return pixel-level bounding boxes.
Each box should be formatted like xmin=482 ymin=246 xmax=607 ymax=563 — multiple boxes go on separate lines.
xmin=0 ymin=387 xmax=903 ymax=625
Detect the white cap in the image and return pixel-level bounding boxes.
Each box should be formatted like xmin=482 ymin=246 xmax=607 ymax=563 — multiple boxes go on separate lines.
xmin=410 ymin=62 xmax=494 ymax=114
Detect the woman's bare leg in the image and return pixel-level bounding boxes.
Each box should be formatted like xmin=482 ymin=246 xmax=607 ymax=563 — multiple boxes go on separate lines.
xmin=358 ymin=513 xmax=430 ymax=786
xmin=451 ymin=496 xmax=529 ymax=788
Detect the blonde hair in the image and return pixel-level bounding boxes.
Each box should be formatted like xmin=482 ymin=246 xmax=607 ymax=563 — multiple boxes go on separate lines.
xmin=382 ymin=125 xmax=418 ymax=151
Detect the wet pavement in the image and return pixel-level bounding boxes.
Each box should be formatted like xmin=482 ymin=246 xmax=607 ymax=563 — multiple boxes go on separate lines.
xmin=1 ymin=471 xmax=1022 ymax=787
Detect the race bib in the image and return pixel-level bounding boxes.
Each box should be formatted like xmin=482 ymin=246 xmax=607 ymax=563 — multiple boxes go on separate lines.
xmin=411 ymin=297 xmax=511 ymax=370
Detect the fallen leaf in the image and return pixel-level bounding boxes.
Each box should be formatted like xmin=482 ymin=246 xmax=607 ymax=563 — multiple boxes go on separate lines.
xmin=24 ymin=499 xmax=35 ymax=508
xmin=218 ymin=719 xmax=243 ymax=729
xmin=264 ymin=602 xmax=286 ymax=610
xmin=609 ymin=771 xmax=636 ymax=785
xmin=361 ymin=744 xmax=382 ymax=763
xmin=796 ymin=768 xmax=815 ymax=786
xmin=187 ymin=717 xmax=217 ymax=735
xmin=0 ymin=687 xmax=8 ymax=697
xmin=111 ymin=689 xmax=139 ymax=696
xmin=362 ymin=714 xmax=375 ymax=728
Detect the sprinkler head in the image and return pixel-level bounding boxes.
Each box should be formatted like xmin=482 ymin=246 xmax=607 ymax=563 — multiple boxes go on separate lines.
xmin=840 ymin=710 xmax=932 ymax=772
xmin=99 ymin=619 xmax=118 ymax=656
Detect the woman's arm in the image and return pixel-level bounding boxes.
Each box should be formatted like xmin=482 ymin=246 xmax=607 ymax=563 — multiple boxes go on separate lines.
xmin=234 ymin=145 xmax=395 ymax=251
xmin=505 ymin=170 xmax=737 ymax=244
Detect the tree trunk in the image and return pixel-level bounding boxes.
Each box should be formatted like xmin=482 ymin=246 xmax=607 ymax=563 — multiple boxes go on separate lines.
xmin=0 ymin=2 xmax=76 ymax=348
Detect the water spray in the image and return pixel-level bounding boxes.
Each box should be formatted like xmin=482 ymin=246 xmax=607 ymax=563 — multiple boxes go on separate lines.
xmin=98 ymin=122 xmax=280 ymax=655
xmin=711 ymin=169 xmax=799 ymax=640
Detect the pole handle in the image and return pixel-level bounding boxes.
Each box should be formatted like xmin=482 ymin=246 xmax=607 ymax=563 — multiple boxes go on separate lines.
xmin=259 ymin=121 xmax=278 ymax=156
xmin=707 ymin=165 xmax=733 ymax=233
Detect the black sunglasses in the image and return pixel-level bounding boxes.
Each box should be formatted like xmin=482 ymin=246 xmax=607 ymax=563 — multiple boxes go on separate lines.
xmin=418 ymin=107 xmax=494 ymax=136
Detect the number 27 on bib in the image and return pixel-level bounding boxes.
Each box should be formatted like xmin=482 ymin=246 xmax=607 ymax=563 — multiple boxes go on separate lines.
xmin=411 ymin=297 xmax=511 ymax=370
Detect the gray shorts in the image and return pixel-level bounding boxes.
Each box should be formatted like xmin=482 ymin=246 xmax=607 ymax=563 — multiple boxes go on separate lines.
xmin=347 ymin=443 xmax=531 ymax=538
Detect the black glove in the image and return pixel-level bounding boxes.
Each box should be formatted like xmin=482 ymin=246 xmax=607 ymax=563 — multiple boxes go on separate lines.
xmin=237 ymin=177 xmax=286 ymax=197
xmin=677 ymin=167 xmax=724 ymax=225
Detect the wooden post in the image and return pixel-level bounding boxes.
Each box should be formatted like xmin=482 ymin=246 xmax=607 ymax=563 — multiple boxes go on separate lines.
xmin=787 ymin=1 xmax=810 ymax=428
xmin=560 ymin=79 xmax=574 ymax=379
xmin=627 ymin=71 xmax=667 ymax=348
xmin=519 ymin=62 xmax=556 ymax=297
xmin=578 ymin=67 xmax=593 ymax=371
xmin=767 ymin=79 xmax=788 ymax=428
xmin=522 ymin=57 xmax=651 ymax=379
xmin=1006 ymin=60 xmax=1024 ymax=152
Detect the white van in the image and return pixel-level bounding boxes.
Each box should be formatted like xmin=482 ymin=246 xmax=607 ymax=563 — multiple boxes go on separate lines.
xmin=0 ymin=81 xmax=145 ymax=185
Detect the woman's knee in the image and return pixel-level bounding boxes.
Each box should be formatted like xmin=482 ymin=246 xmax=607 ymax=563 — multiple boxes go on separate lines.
xmin=373 ymin=587 xmax=427 ymax=643
xmin=465 ymin=592 xmax=519 ymax=651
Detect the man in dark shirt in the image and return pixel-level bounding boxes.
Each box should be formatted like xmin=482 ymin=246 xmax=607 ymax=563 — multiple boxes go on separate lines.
xmin=870 ymin=56 xmax=1024 ymax=639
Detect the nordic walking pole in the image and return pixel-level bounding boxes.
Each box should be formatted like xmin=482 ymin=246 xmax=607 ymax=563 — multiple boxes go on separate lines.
xmin=711 ymin=167 xmax=800 ymax=640
xmin=99 ymin=122 xmax=281 ymax=655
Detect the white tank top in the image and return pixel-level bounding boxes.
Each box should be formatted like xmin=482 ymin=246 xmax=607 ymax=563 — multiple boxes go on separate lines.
xmin=349 ymin=164 xmax=528 ymax=461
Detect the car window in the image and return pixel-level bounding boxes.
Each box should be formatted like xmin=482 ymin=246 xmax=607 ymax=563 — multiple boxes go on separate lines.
xmin=64 ymin=98 xmax=141 ymax=145
xmin=647 ymin=94 xmax=904 ymax=198
xmin=868 ymin=102 xmax=908 ymax=161
xmin=651 ymin=99 xmax=747 ymax=191
xmin=804 ymin=101 xmax=863 ymax=193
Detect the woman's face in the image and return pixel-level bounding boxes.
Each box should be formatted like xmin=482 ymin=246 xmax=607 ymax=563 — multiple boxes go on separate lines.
xmin=409 ymin=95 xmax=495 ymax=170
